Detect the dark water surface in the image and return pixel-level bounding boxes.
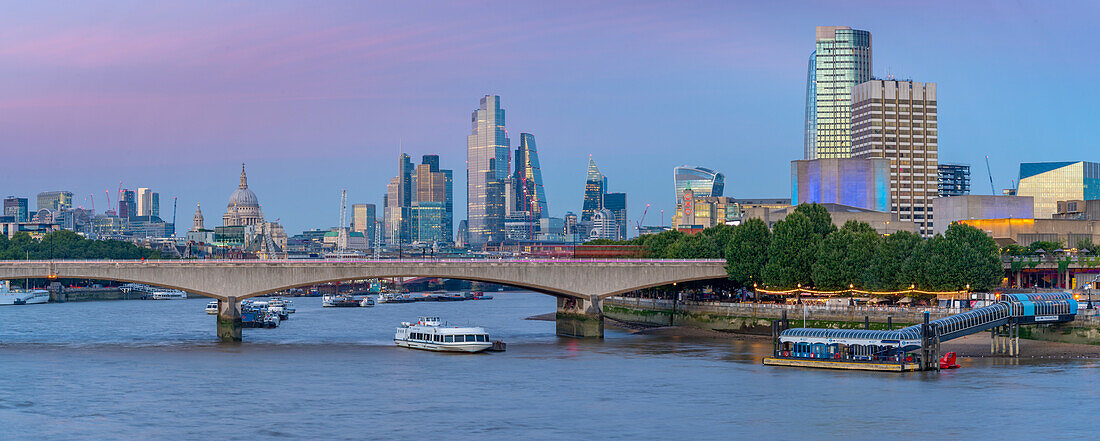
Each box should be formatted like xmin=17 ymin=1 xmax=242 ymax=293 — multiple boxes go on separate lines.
xmin=1 ymin=293 xmax=1097 ymax=440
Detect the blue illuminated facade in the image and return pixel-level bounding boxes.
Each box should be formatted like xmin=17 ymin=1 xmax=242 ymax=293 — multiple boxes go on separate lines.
xmin=792 ymin=158 xmax=890 ymax=212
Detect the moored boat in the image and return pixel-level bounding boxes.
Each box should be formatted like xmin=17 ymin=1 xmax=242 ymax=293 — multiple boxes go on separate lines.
xmin=205 ymin=301 xmax=219 ymax=315
xmin=394 ymin=317 xmax=494 ymax=353
xmin=149 ymin=290 xmax=187 ymax=300
xmin=0 ymin=281 xmax=49 ymax=305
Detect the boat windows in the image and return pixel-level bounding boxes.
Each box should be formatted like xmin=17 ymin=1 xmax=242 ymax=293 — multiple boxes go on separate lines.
xmin=445 ymin=335 xmax=454 ymax=343
xmin=455 ymin=335 xmax=466 ymax=343
xmin=434 ymin=335 xmax=442 ymax=342
xmin=476 ymin=335 xmax=487 ymax=342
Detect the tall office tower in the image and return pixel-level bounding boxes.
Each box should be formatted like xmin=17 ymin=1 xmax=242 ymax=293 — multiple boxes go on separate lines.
xmin=937 ymin=163 xmax=971 ymax=197
xmin=443 ymin=169 xmax=454 ymax=243
xmin=118 ymin=190 xmax=136 ymax=218
xmin=581 ymin=157 xmax=606 ymax=222
xmin=37 ymin=191 xmax=73 ymax=212
xmin=513 ymin=133 xmax=548 ymax=220
xmin=603 ymin=192 xmax=627 ymax=240
xmin=805 ymin=26 xmax=873 ymax=159
xmin=1017 ymin=161 xmax=1100 ymax=218
xmin=673 ymin=166 xmax=724 ymax=206
xmin=384 ymin=154 xmax=415 ymax=245
xmin=352 ymin=203 xmax=376 ymax=246
xmin=4 ymin=197 xmax=28 ymax=222
xmin=137 ymin=188 xmax=150 ymax=216
xmin=466 ymin=95 xmax=510 ymax=246
xmin=563 ymin=211 xmax=578 ymax=235
xmin=852 ymin=79 xmax=939 ymax=236
xmin=413 ymin=155 xmax=449 ymax=244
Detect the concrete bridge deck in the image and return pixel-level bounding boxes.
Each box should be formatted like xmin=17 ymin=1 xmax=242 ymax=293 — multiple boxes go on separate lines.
xmin=0 ymin=259 xmax=729 ymax=341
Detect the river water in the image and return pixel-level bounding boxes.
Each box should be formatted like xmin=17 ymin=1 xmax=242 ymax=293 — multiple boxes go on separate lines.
xmin=1 ymin=292 xmax=1097 ymax=440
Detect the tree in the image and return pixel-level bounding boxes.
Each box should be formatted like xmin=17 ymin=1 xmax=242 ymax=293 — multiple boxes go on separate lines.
xmin=793 ymin=203 xmax=837 ymax=239
xmin=944 ymin=222 xmax=1003 ymax=291
xmin=1027 ymin=240 xmax=1064 ymax=254
xmin=867 ymin=230 xmax=923 ymax=290
xmin=699 ymin=224 xmax=736 ymax=258
xmin=665 ymin=233 xmax=721 ymax=259
xmin=642 ymin=229 xmax=684 ymax=258
xmin=811 ymin=223 xmax=881 ymax=290
xmin=763 ymin=212 xmax=818 ymax=288
xmin=725 ymin=218 xmax=770 ymax=287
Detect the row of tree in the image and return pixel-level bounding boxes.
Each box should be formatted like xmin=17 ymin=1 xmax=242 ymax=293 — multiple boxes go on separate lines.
xmin=0 ymin=231 xmax=162 ymax=260
xmin=592 ymin=203 xmax=1004 ymax=292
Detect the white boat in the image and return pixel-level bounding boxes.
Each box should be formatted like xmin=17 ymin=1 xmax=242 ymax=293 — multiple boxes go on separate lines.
xmin=150 ymin=290 xmax=187 ymax=300
xmin=360 ymin=297 xmax=375 ymax=307
xmin=322 ymin=295 xmax=336 ymax=307
xmin=394 ymin=317 xmax=493 ymax=353
xmin=0 ymin=281 xmax=49 ymax=305
xmin=205 ymin=301 xmax=219 ymax=315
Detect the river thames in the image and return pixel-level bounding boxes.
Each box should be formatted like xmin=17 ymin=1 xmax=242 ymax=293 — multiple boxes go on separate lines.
xmin=1 ymin=293 xmax=1098 ymax=440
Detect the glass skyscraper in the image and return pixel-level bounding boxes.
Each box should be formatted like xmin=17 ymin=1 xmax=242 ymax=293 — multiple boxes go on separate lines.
xmin=804 ymin=26 xmax=872 ymax=160
xmin=466 ymin=95 xmax=510 ymax=246
xmin=673 ymin=166 xmax=724 ymax=205
xmin=938 ymin=164 xmax=971 ymax=197
xmin=513 ymin=133 xmax=548 ymax=220
xmin=581 ymin=157 xmax=606 ymax=222
xmin=1018 ymin=161 xmax=1100 ymax=219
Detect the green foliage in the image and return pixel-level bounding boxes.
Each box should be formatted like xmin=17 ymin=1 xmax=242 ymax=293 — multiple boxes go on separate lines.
xmin=866 ymin=231 xmax=923 ymax=290
xmin=725 ymin=218 xmax=770 ymax=287
xmin=584 ymin=239 xmax=620 ymax=245
xmin=664 ymin=233 xmax=721 ymax=259
xmin=0 ymin=231 xmax=162 ymax=260
xmin=641 ymin=229 xmax=685 ymax=258
xmin=763 ymin=212 xmax=819 ymax=288
xmin=1027 ymin=240 xmax=1064 ymax=254
xmin=793 ymin=203 xmax=837 ymax=239
xmin=1001 ymin=244 xmax=1029 ymax=255
xmin=1077 ymin=239 xmax=1097 ymax=252
xmin=811 ymin=223 xmax=881 ymax=290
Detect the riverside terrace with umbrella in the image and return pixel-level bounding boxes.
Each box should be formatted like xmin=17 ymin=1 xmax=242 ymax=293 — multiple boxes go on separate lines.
xmin=763 ymin=293 xmax=1078 ymax=372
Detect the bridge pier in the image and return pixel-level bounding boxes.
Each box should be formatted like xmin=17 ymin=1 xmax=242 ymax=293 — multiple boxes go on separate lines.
xmin=217 ymin=296 xmax=242 ymax=343
xmin=556 ymin=296 xmax=604 ymax=338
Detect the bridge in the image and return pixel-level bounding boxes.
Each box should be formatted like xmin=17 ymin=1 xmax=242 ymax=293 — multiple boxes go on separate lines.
xmin=0 ymin=259 xmax=729 ymax=341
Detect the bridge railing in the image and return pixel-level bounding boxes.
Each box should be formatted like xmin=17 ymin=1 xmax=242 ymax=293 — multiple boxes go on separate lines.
xmin=0 ymin=258 xmax=727 ymax=265
xmin=606 ymin=296 xmax=958 ymax=315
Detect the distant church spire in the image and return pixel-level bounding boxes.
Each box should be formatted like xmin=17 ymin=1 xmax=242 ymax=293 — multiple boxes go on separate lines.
xmin=192 ymin=203 xmax=205 ymax=231
xmin=239 ymin=163 xmax=248 ymax=189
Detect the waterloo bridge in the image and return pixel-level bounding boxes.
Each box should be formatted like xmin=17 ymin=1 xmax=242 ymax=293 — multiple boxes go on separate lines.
xmin=0 ymin=259 xmax=729 ymax=341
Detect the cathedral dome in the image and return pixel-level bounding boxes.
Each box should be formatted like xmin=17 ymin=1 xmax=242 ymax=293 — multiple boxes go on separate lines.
xmin=227 ymin=163 xmax=260 ymax=209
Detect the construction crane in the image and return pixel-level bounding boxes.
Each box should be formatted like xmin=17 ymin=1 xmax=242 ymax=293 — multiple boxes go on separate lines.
xmin=337 ymin=189 xmax=348 ymax=252
xmin=985 ymin=156 xmax=996 ymax=195
xmin=105 ymin=189 xmax=111 ymax=213
xmin=634 ymin=203 xmax=650 ymax=232
xmin=89 ymin=193 xmax=95 ymax=214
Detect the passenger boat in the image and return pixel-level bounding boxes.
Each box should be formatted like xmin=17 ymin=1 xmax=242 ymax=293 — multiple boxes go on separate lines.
xmin=149 ymin=290 xmax=187 ymax=300
xmin=205 ymin=301 xmax=219 ymax=315
xmin=394 ymin=317 xmax=494 ymax=353
xmin=0 ymin=281 xmax=49 ymax=305
xmin=469 ymin=291 xmax=493 ymax=300
xmin=360 ymin=297 xmax=375 ymax=307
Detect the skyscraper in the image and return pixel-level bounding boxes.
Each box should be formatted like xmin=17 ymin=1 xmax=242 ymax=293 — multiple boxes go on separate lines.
xmin=581 ymin=157 xmax=606 ymax=222
xmin=384 ymin=154 xmax=415 ymax=245
xmin=118 ymin=190 xmax=136 ymax=219
xmin=412 ymin=155 xmax=450 ymax=244
xmin=603 ymin=192 xmax=627 ymax=240
xmin=852 ymin=79 xmax=939 ymax=236
xmin=352 ymin=203 xmax=376 ymax=246
xmin=673 ymin=166 xmax=724 ymax=206
xmin=466 ymin=95 xmax=510 ymax=246
xmin=136 ymin=188 xmax=160 ymax=217
xmin=805 ymin=26 xmax=873 ymax=160
xmin=513 ymin=133 xmax=548 ymax=220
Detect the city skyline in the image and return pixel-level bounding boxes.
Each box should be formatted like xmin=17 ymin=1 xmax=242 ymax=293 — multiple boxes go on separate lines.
xmin=1 ymin=1 xmax=1097 ymax=234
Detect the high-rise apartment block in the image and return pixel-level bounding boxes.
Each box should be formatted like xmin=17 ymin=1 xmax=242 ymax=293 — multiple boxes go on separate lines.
xmin=852 ymin=79 xmax=939 ymax=236
xmin=1017 ymin=161 xmax=1100 ymax=219
xmin=805 ymin=26 xmax=873 ymax=160
xmin=937 ymin=163 xmax=971 ymax=197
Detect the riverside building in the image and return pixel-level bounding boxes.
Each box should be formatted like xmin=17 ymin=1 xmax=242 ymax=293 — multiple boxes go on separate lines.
xmin=1016 ymin=161 xmax=1100 ymax=219
xmin=851 ymin=79 xmax=939 ymax=237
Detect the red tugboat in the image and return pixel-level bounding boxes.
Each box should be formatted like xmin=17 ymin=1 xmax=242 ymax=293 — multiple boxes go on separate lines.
xmin=939 ymin=352 xmax=960 ymax=369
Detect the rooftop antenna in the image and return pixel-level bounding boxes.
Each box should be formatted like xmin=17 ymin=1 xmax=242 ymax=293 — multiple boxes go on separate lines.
xmin=985 ymin=156 xmax=996 ymax=194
